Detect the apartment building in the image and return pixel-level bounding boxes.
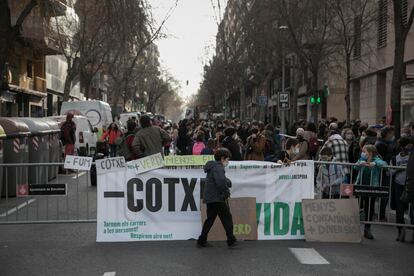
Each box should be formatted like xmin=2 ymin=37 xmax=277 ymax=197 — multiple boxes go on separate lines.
xmin=350 ymin=0 xmax=414 ymax=125
xmin=0 ymin=0 xmax=84 ymax=117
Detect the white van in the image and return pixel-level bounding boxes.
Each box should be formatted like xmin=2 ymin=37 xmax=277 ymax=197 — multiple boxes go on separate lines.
xmin=118 ymin=112 xmax=141 ymax=130
xmin=60 ymin=100 xmax=113 ymax=136
xmin=49 ymin=115 xmax=98 ymax=155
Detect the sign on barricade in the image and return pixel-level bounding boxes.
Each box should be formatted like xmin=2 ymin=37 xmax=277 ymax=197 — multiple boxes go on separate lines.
xmin=302 ymin=199 xmax=361 ymax=243
xmin=17 ymin=184 xmax=67 ymax=196
xmin=353 ymin=185 xmax=389 ymax=198
xmin=127 ymin=153 xmax=164 ymax=175
xmin=96 ymin=157 xmax=126 ymax=175
xmin=96 ymin=161 xmax=314 ymax=242
xmin=200 ymin=197 xmax=258 ymax=241
xmin=64 ymin=155 xmax=93 ymax=171
xmin=164 ymin=155 xmax=214 ymax=166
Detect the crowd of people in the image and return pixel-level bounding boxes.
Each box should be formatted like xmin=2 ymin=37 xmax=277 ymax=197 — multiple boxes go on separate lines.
xmin=93 ymin=115 xmax=414 ymax=242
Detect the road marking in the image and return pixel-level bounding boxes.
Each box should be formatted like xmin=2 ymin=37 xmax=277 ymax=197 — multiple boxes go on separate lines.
xmin=289 ymin=248 xmax=330 ymax=265
xmin=0 ymin=199 xmax=37 ymax=217
xmin=103 ymin=272 xmax=116 ymax=276
xmin=72 ymin=172 xmax=86 ymax=179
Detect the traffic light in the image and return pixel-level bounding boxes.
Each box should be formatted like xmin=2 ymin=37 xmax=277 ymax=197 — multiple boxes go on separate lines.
xmin=310 ymin=96 xmax=316 ymax=105
xmin=310 ymin=95 xmax=321 ymax=105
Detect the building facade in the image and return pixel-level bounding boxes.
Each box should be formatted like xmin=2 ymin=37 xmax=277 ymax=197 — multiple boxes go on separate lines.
xmin=350 ymin=0 xmax=414 ymax=125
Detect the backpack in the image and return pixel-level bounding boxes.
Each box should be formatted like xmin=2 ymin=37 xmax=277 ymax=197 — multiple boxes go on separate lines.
xmin=192 ymin=142 xmax=205 ymax=155
xmin=308 ymin=136 xmax=319 ymax=156
xmin=116 ymin=134 xmax=134 ymax=160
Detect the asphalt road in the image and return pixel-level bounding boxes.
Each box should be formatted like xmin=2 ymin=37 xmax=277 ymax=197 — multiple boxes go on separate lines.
xmin=1 ymin=171 xmax=414 ymax=275
xmin=0 ymin=223 xmax=413 ymax=276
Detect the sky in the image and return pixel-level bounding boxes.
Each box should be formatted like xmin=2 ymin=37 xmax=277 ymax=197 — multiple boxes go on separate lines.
xmin=151 ymin=0 xmax=221 ymax=102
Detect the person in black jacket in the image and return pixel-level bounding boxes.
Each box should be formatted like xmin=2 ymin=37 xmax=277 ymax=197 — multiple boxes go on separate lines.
xmin=197 ymin=148 xmax=237 ymax=248
xmin=222 ymin=127 xmax=243 ymax=161
xmin=376 ymin=126 xmax=395 ymax=221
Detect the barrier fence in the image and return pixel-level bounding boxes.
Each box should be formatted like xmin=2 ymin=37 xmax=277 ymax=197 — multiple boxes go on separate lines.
xmin=0 ymin=163 xmax=95 ymax=224
xmin=0 ymin=161 xmax=412 ymax=231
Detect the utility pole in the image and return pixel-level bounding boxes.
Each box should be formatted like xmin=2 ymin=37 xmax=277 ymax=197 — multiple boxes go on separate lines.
xmin=281 ymin=49 xmax=286 ymax=134
xmin=279 ymin=25 xmax=288 ymax=134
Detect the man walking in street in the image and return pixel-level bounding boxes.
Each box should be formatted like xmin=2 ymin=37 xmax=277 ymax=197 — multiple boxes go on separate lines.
xmin=132 ymin=115 xmax=171 ymax=158
xmin=197 ymin=148 xmax=238 ymax=248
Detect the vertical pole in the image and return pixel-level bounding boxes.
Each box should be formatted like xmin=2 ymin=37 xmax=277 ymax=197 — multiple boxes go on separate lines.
xmin=281 ymin=48 xmax=286 ymax=134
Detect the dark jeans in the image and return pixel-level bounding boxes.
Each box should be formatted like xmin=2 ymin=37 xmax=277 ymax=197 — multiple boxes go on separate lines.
xmin=394 ymin=183 xmax=414 ymax=229
xmin=379 ymin=174 xmax=390 ymax=220
xmin=361 ymin=197 xmax=376 ymax=230
xmin=109 ymin=144 xmax=117 ymax=157
xmin=198 ymin=202 xmax=236 ymax=245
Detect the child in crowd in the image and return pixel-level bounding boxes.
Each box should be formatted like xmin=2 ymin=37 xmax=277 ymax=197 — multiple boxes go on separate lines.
xmin=192 ymin=131 xmax=206 ymax=155
xmin=201 ymin=138 xmax=216 ymax=155
xmin=354 ymin=144 xmax=387 ymax=240
xmin=316 ymin=147 xmax=345 ymax=199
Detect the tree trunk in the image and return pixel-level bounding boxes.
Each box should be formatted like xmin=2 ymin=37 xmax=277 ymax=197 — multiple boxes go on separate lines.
xmin=345 ymin=56 xmax=351 ymax=124
xmin=62 ymin=73 xmax=73 ymax=102
xmin=390 ymin=41 xmax=405 ymax=137
xmin=390 ymin=0 xmax=410 ymax=138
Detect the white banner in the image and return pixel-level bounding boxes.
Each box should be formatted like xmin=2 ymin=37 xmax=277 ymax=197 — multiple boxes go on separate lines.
xmin=97 ymin=161 xmax=314 ymax=242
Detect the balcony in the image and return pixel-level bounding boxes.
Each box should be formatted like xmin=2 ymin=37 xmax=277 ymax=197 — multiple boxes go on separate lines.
xmin=10 ymin=2 xmax=63 ymax=55
xmin=41 ymin=0 xmax=67 ymax=17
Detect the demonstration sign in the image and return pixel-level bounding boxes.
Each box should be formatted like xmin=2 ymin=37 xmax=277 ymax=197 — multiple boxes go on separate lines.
xmin=97 ymin=160 xmax=314 ymax=242
xmin=127 ymin=153 xmax=164 ymax=175
xmin=64 ymin=155 xmax=93 ymax=171
xmin=302 ymin=199 xmax=361 ymax=243
xmin=96 ymin=157 xmax=126 ymax=175
xmin=200 ymin=197 xmax=257 ymax=241
xmin=164 ymin=155 xmax=214 ymax=166
xmin=17 ymin=184 xmax=67 ymax=196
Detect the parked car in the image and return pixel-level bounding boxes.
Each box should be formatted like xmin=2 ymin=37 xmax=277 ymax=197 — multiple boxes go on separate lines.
xmin=49 ymin=115 xmax=98 ymax=155
xmin=60 ymin=100 xmax=113 ymax=137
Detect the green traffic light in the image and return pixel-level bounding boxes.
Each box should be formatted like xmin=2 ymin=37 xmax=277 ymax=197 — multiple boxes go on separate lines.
xmin=310 ymin=97 xmax=315 ymax=104
xmin=317 ymin=97 xmax=321 ymax=104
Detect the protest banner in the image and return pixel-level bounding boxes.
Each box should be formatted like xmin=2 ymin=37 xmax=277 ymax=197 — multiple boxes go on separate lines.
xmin=200 ymin=197 xmax=258 ymax=241
xmin=164 ymin=155 xmax=214 ymax=166
xmin=302 ymin=199 xmax=361 ymax=243
xmin=127 ymin=153 xmax=164 ymax=175
xmin=97 ymin=161 xmax=314 ymax=242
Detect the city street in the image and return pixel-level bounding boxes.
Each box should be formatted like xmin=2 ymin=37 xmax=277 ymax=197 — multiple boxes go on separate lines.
xmin=0 ymin=223 xmax=413 ymax=276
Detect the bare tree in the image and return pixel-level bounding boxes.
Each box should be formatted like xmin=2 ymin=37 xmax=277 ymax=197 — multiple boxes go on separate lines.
xmin=0 ymin=0 xmax=38 ymax=90
xmin=328 ymin=0 xmax=377 ymax=123
xmin=106 ymin=0 xmax=179 ymax=112
xmin=391 ymin=0 xmax=414 ymax=137
xmin=279 ymin=0 xmax=335 ymax=123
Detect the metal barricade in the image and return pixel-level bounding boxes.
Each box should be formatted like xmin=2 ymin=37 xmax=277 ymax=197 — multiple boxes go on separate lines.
xmin=0 ymin=162 xmax=95 ymax=224
xmin=314 ymin=160 xmax=413 ymax=229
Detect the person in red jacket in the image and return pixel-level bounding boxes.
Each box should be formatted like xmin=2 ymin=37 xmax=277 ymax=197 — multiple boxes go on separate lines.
xmin=101 ymin=123 xmax=122 ymax=157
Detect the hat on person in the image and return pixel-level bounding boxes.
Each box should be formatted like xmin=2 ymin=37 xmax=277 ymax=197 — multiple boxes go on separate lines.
xmin=329 ymin=122 xmax=338 ymax=130
xmin=296 ymin=128 xmax=305 ymax=137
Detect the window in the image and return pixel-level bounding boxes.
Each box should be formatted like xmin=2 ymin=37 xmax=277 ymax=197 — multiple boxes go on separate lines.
xmin=377 ymin=0 xmax=387 ymax=48
xmin=402 ymin=0 xmax=408 ymax=26
xmin=27 ymin=60 xmax=33 ymax=78
xmin=354 ymin=16 xmax=362 ymax=58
